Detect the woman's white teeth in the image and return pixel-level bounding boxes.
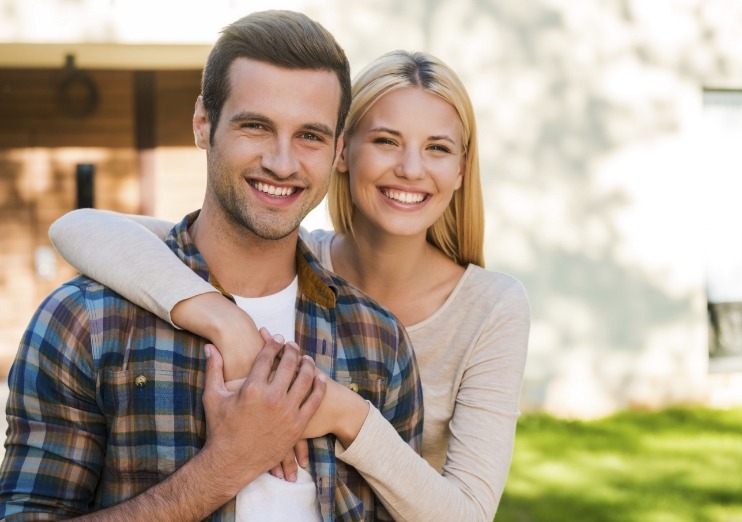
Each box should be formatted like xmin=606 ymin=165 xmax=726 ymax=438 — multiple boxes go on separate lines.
xmin=253 ymin=181 xmax=296 ymax=196
xmin=382 ymin=189 xmax=425 ymax=204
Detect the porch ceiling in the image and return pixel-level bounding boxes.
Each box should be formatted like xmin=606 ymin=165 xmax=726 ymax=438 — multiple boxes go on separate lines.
xmin=0 ymin=43 xmax=211 ymax=69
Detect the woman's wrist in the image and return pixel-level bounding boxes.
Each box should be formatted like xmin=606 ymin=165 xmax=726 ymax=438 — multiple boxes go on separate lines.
xmin=172 ymin=293 xmax=263 ymax=381
xmin=331 ymin=381 xmax=370 ymax=449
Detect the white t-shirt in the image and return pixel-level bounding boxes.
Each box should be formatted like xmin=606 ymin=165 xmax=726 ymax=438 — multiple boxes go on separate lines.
xmin=233 ymin=276 xmax=321 ymax=522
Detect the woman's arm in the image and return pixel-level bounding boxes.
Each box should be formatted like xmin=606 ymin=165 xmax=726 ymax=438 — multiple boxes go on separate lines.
xmin=49 ymin=209 xmax=262 ymax=381
xmin=49 ymin=209 xmax=217 ymax=323
xmin=336 ymin=278 xmax=531 ymax=522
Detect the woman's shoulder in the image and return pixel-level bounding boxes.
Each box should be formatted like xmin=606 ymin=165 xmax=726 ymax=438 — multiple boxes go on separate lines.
xmin=464 ymin=265 xmax=528 ymax=301
xmin=299 ymin=227 xmax=335 ymax=257
xmin=454 ymin=265 xmax=530 ymax=324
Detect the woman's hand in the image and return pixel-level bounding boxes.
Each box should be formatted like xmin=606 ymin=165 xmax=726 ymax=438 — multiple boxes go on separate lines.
xmin=268 ymin=440 xmax=310 ymax=482
xmin=267 ymin=378 xmax=370 ymax=480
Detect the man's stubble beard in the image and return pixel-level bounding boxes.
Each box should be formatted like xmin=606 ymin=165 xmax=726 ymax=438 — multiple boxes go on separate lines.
xmin=207 ymin=152 xmax=328 ymax=241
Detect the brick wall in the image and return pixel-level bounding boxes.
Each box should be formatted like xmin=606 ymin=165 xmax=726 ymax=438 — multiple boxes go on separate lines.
xmin=0 ymin=68 xmax=202 ymax=376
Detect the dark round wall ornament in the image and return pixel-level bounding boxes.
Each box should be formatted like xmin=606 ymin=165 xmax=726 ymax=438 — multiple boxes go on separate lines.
xmin=56 ymin=55 xmax=99 ymax=118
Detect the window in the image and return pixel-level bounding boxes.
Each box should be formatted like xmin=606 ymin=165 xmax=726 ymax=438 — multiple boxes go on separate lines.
xmin=703 ymin=89 xmax=742 ymax=371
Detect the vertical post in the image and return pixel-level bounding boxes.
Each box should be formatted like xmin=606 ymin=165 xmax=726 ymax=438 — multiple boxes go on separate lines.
xmin=76 ymin=163 xmax=95 ymax=209
xmin=134 ymin=70 xmax=157 ymax=215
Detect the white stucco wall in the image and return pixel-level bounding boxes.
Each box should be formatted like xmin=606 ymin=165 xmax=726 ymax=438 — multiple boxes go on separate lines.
xmin=3 ymin=0 xmax=742 ymax=418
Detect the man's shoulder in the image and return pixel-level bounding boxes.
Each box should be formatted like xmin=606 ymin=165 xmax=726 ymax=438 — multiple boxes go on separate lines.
xmin=297 ymin=237 xmax=398 ymax=326
xmin=329 ymin=273 xmax=399 ymax=326
xmin=36 ymin=275 xmax=144 ymax=322
xmin=59 ymin=275 xmax=139 ymax=305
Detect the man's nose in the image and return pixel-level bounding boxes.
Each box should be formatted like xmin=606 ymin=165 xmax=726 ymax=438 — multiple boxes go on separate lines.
xmin=261 ymin=136 xmax=299 ymax=178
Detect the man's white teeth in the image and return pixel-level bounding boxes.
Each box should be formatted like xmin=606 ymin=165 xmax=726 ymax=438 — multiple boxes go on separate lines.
xmin=382 ymin=189 xmax=425 ymax=204
xmin=253 ymin=181 xmax=296 ymax=196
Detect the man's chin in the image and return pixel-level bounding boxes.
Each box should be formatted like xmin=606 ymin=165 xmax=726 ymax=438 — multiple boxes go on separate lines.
xmin=241 ymin=221 xmax=302 ymax=241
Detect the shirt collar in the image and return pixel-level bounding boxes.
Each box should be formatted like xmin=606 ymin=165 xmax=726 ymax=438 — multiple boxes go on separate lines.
xmin=165 ymin=210 xmax=337 ymax=308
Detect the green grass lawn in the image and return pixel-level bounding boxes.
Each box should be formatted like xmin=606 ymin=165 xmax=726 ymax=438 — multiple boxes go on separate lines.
xmin=497 ymin=407 xmax=742 ymax=522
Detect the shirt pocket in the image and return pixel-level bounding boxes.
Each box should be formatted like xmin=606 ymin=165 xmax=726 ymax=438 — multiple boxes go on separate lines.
xmin=334 ymin=375 xmax=387 ymax=411
xmin=99 ymin=367 xmax=200 ymax=481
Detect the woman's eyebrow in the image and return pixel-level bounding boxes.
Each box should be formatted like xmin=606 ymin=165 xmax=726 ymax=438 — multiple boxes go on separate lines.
xmin=371 ymin=126 xmax=458 ymax=145
xmin=429 ymin=134 xmax=457 ymax=145
xmin=369 ymin=126 xmax=401 ymax=136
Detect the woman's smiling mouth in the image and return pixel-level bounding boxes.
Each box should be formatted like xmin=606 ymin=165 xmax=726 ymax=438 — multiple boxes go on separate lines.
xmin=380 ymin=188 xmax=428 ymax=204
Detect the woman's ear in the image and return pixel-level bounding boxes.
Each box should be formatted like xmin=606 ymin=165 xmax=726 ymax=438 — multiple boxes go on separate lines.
xmin=336 ymin=136 xmax=350 ymax=173
xmin=193 ymin=95 xmax=211 ymax=149
xmin=454 ymin=154 xmax=465 ymax=190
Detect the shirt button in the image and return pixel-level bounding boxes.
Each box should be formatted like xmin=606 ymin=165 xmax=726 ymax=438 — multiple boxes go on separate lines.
xmin=348 ymin=383 xmax=359 ymax=393
xmin=135 ymin=375 xmax=147 ymax=388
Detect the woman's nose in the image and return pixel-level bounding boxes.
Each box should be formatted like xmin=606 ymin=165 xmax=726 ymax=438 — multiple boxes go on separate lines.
xmin=394 ymin=150 xmax=424 ymax=180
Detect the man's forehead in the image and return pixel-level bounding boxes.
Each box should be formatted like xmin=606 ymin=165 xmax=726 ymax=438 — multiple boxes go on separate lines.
xmin=229 ymin=58 xmax=342 ymax=110
xmin=224 ymin=58 xmax=341 ymax=129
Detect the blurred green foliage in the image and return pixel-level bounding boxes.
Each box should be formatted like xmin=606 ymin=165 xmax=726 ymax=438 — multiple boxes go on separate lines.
xmin=497 ymin=407 xmax=742 ymax=522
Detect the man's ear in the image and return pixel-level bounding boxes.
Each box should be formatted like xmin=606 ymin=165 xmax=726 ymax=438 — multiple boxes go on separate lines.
xmin=193 ymin=95 xmax=210 ymax=150
xmin=335 ymin=133 xmax=349 ymax=173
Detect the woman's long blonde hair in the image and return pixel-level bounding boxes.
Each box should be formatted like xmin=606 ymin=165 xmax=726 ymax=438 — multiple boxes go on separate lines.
xmin=328 ymin=50 xmax=485 ymax=267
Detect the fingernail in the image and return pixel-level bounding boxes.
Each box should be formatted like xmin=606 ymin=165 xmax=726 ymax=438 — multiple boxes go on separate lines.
xmin=273 ymin=334 xmax=285 ymax=344
xmin=204 ymin=345 xmax=211 ymax=358
xmin=300 ymin=458 xmax=309 ymax=467
xmin=286 ymin=472 xmax=297 ymax=482
xmin=318 ymin=374 xmax=327 ymax=383
xmin=303 ymin=355 xmax=314 ymax=363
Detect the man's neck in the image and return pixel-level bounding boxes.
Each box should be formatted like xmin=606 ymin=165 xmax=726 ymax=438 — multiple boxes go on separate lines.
xmin=189 ymin=205 xmax=298 ymax=298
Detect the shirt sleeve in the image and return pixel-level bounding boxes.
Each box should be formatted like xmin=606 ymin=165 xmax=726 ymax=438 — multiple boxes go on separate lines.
xmin=0 ymin=284 xmax=107 ymax=520
xmin=337 ymin=280 xmax=531 ymax=522
xmin=49 ymin=209 xmax=220 ymax=326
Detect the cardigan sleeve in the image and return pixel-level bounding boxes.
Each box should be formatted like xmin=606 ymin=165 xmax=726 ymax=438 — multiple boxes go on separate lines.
xmin=49 ymin=209 xmax=220 ymax=325
xmin=337 ymin=277 xmax=530 ymax=522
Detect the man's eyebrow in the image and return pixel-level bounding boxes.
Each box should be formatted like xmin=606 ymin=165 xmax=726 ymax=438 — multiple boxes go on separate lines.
xmin=303 ymin=122 xmax=335 ymax=138
xmin=229 ymin=112 xmax=334 ymax=138
xmin=229 ymin=111 xmax=273 ymax=125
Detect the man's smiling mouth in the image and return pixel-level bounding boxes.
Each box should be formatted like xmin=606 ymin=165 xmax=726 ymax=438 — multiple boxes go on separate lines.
xmin=249 ymin=180 xmax=298 ymax=197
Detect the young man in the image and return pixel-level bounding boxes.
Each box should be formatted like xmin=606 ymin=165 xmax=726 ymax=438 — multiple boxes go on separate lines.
xmin=0 ymin=11 xmax=423 ymax=522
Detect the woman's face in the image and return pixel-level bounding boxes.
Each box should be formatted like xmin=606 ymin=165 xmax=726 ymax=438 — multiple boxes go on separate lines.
xmin=339 ymin=86 xmax=465 ymax=239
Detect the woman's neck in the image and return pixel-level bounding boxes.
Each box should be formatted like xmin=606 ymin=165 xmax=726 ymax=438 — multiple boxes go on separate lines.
xmin=331 ymin=224 xmax=465 ymax=327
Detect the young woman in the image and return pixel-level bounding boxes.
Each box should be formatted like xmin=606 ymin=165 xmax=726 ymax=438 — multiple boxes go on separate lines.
xmin=50 ymin=50 xmax=530 ymax=521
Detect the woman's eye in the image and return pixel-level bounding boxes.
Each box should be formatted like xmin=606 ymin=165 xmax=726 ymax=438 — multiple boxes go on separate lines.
xmin=429 ymin=144 xmax=452 ymax=153
xmin=373 ymin=138 xmax=396 ymax=145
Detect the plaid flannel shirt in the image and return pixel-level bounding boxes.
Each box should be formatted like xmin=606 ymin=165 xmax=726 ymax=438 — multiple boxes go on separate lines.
xmin=0 ymin=212 xmax=423 ymax=522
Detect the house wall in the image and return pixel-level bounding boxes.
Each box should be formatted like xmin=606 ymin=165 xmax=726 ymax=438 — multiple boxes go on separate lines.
xmin=2 ymin=0 xmax=742 ymax=417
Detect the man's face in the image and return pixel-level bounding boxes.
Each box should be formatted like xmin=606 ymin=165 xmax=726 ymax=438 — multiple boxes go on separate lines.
xmin=194 ymin=58 xmax=343 ymax=240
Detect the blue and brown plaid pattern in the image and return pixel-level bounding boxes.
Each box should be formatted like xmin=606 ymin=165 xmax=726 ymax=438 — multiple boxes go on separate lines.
xmin=0 ymin=212 xmax=423 ymax=522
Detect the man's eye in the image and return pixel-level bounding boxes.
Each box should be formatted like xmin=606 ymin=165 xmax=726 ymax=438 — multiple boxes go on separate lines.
xmin=242 ymin=123 xmax=265 ymax=130
xmin=301 ymin=132 xmax=322 ymax=141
